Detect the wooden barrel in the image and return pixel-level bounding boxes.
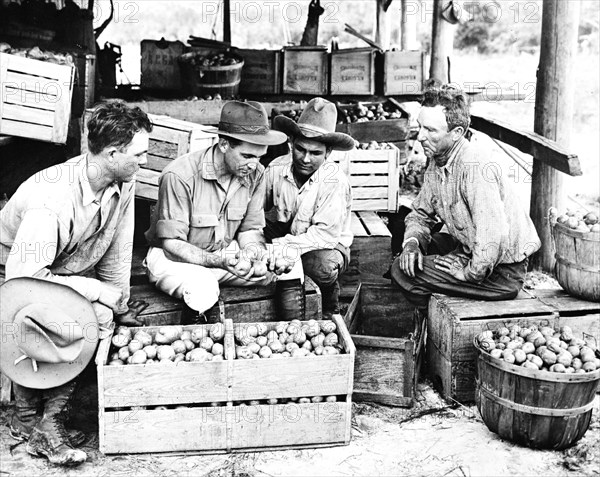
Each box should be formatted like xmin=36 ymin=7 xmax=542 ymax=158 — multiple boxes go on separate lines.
xmin=180 ymin=58 xmax=244 ymax=98
xmin=474 ymin=339 xmax=600 ymax=450
xmin=552 ymin=223 xmax=600 ymax=301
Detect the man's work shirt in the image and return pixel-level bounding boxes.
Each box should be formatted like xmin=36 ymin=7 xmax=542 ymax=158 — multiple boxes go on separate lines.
xmin=0 ymin=155 xmax=134 ymax=309
xmin=145 ymin=145 xmax=265 ymax=252
xmin=264 ymin=154 xmax=353 ymax=254
xmin=405 ymin=135 xmax=541 ymax=283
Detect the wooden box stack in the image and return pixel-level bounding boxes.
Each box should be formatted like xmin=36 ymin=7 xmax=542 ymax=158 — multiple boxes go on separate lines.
xmin=0 ymin=52 xmax=74 ymax=143
xmin=380 ymin=50 xmax=425 ymax=95
xmin=427 ymin=289 xmax=600 ymax=404
xmin=282 ymin=46 xmax=328 ymax=95
xmin=329 ymin=48 xmax=376 ymax=95
xmin=237 ymin=48 xmax=282 ymax=94
xmin=344 ymin=283 xmax=423 ymax=407
xmin=140 ymin=39 xmax=186 ymax=91
xmin=97 ymin=315 xmax=354 ymax=454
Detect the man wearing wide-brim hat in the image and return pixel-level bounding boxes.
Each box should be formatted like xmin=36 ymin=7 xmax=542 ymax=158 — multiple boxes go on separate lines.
xmin=265 ymin=97 xmax=355 ymax=317
xmin=144 ymin=101 xmax=300 ymax=318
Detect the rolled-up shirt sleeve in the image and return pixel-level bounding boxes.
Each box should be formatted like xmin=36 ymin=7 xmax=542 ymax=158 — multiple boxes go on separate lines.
xmin=155 ymin=172 xmax=192 ymax=241
xmin=238 ymin=170 xmax=266 ymax=234
xmin=5 ymin=208 xmax=103 ymax=301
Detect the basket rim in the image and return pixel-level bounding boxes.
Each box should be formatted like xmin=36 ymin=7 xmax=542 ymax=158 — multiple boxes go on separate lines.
xmin=473 ymin=337 xmax=600 ymax=382
xmin=553 ymin=221 xmax=600 ymax=241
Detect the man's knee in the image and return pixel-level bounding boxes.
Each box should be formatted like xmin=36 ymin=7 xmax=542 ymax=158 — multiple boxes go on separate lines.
xmin=302 ymin=250 xmax=341 ymax=287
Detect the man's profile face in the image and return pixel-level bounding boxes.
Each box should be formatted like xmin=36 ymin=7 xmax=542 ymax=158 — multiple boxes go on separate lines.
xmin=223 ymin=141 xmax=266 ymax=178
xmin=111 ymin=131 xmax=149 ymax=182
xmin=417 ymin=105 xmax=455 ymax=166
xmin=291 ymin=138 xmax=329 ymax=178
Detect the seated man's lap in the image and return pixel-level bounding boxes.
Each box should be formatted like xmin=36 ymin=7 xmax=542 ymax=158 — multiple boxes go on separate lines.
xmin=301 ymin=248 xmax=346 ymax=287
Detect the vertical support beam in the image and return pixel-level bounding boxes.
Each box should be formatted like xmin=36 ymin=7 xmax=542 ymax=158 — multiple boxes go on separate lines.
xmin=530 ymin=0 xmax=580 ymax=272
xmin=375 ymin=0 xmax=391 ymax=51
xmin=400 ymin=0 xmax=418 ymax=51
xmin=223 ymin=0 xmax=231 ymax=44
xmin=430 ymin=0 xmax=455 ymax=83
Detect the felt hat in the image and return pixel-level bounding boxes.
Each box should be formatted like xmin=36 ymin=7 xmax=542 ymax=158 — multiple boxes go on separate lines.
xmin=205 ymin=101 xmax=287 ymax=146
xmin=272 ymin=97 xmax=355 ymax=151
xmin=0 ymin=278 xmax=99 ymax=389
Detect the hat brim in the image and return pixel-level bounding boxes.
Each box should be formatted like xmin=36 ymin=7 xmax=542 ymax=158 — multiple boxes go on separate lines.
xmin=272 ymin=116 xmax=356 ymax=151
xmin=0 ymin=278 xmax=98 ymax=389
xmin=204 ymin=127 xmax=288 ymax=146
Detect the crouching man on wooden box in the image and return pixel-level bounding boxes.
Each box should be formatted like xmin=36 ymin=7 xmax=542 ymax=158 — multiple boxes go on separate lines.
xmin=391 ymin=85 xmax=541 ymax=317
xmin=265 ymin=98 xmax=355 ymax=317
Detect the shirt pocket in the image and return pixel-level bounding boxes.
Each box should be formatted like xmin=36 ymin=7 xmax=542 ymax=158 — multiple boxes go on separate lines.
xmin=191 ymin=214 xmax=220 ymax=227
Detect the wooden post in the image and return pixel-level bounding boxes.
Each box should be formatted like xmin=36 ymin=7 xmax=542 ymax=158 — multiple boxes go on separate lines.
xmin=375 ymin=0 xmax=391 ymax=51
xmin=530 ymin=0 xmax=580 ymax=272
xmin=400 ymin=0 xmax=418 ymax=51
xmin=430 ymin=0 xmax=455 ymax=83
xmin=223 ymin=0 xmax=231 ymax=44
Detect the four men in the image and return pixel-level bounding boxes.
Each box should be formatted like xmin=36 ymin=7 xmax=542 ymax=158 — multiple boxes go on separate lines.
xmin=0 ymin=87 xmax=542 ymax=467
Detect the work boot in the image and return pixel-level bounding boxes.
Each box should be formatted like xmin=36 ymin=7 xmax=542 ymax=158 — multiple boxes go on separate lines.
xmin=275 ymin=278 xmax=305 ymax=321
xmin=10 ymin=383 xmax=86 ymax=447
xmin=26 ymin=381 xmax=87 ymax=466
xmin=320 ymin=280 xmax=341 ymax=317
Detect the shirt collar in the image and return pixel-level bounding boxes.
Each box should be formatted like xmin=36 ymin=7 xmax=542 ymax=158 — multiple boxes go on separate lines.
xmin=436 ymin=136 xmax=466 ymax=180
xmin=79 ymin=155 xmax=121 ymax=206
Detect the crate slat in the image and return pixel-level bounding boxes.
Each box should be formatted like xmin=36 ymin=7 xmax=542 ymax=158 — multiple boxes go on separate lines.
xmin=4 ymin=85 xmax=56 ymax=110
xmin=351 ymin=188 xmax=388 ymax=199
xmin=282 ymin=47 xmax=328 ymax=95
xmin=357 ymin=211 xmax=391 ymax=236
xmin=330 ymin=48 xmax=376 ymax=95
xmin=2 ymin=102 xmax=54 ymax=126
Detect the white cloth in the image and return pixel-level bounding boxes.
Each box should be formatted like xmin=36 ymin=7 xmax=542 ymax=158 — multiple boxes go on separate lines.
xmin=145 ymin=241 xmax=303 ymax=313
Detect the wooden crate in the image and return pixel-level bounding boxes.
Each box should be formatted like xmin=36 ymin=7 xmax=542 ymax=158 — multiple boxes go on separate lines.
xmin=330 ymin=48 xmax=376 ymax=95
xmin=427 ymin=293 xmax=558 ymax=404
xmin=97 ymin=315 xmax=354 ymax=454
xmin=131 ymin=277 xmax=322 ymax=326
xmin=237 ymin=48 xmax=281 ymax=94
xmin=380 ymin=50 xmax=425 ymax=95
xmin=340 ymin=211 xmax=392 ymax=296
xmin=0 ymin=52 xmax=74 ymax=143
xmin=331 ymin=144 xmax=402 ymax=212
xmin=282 ymin=46 xmax=328 ymax=95
xmin=141 ymin=39 xmax=186 ymax=91
xmin=344 ymin=283 xmax=423 ymax=407
xmin=72 ymin=53 xmax=95 ymax=117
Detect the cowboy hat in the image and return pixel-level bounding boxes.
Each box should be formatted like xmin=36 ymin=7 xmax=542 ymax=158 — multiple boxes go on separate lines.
xmin=0 ymin=278 xmax=99 ymax=389
xmin=205 ymin=101 xmax=287 ymax=146
xmin=272 ymin=97 xmax=355 ymax=151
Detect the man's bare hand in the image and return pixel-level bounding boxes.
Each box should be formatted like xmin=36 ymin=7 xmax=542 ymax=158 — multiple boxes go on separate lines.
xmin=115 ymin=299 xmax=149 ymax=326
xmin=98 ymin=283 xmax=125 ymax=312
xmin=399 ymin=241 xmax=423 ymax=278
xmin=434 ymin=254 xmax=467 ymax=281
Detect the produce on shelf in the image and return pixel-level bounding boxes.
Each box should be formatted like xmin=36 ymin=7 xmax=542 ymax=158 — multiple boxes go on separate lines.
xmin=550 ymin=207 xmax=600 ymax=233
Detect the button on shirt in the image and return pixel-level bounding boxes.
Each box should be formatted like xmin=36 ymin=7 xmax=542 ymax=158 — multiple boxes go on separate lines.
xmin=264 ymin=154 xmax=353 ymax=253
xmin=405 ymin=135 xmax=541 ymax=283
xmin=145 ymin=145 xmax=265 ymax=252
xmin=0 ymin=155 xmax=134 ymax=309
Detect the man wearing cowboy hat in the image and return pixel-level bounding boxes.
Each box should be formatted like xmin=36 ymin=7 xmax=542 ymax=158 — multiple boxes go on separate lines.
xmin=144 ymin=101 xmax=299 ymax=316
xmin=265 ymin=97 xmax=355 ymax=317
xmin=0 ymin=100 xmax=152 ymax=465
xmin=0 ymin=278 xmax=99 ymax=466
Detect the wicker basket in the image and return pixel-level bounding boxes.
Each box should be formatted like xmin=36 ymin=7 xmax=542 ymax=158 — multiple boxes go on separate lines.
xmin=552 ymin=222 xmax=600 ymax=302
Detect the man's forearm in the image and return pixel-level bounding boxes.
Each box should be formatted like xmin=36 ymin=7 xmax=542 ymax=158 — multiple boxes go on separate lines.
xmin=162 ymin=238 xmax=225 ymax=268
xmin=237 ymin=230 xmax=267 ymax=260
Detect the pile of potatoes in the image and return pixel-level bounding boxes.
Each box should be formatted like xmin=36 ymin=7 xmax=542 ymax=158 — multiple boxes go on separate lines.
xmin=477 ymin=324 xmax=600 ymax=373
xmin=551 ymin=207 xmax=599 ymax=233
xmin=234 ymin=319 xmax=343 ymax=359
xmin=355 ymin=141 xmax=394 ymax=150
xmin=108 ymin=324 xmax=226 ymax=366
xmin=343 ymin=102 xmax=404 ymax=123
xmin=179 ymin=51 xmax=242 ymax=67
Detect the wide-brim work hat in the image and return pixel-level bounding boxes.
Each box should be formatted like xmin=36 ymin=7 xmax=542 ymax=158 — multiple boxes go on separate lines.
xmin=272 ymin=97 xmax=355 ymax=151
xmin=0 ymin=278 xmax=99 ymax=389
xmin=205 ymin=101 xmax=287 ymax=146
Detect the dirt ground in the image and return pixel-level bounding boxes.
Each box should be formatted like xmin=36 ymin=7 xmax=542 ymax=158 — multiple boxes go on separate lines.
xmin=1 ymin=374 xmax=598 ymax=477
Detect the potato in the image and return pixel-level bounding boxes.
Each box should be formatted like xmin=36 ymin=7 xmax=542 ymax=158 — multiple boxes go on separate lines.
xmin=285 ymin=342 xmax=300 ymax=353
xmin=259 ymin=346 xmax=273 ymax=358
xmin=252 ymin=261 xmax=268 ymax=277
xmin=549 ymin=363 xmax=566 ymax=373
xmin=143 ymin=345 xmax=157 ymax=360
xmin=266 ymin=330 xmax=279 ymax=342
xmin=171 ymin=340 xmax=187 ymax=355
xmin=112 ymin=333 xmax=130 ymax=348
xmin=209 ymin=323 xmax=225 ymax=341
xmin=572 ymin=357 xmax=583 ymax=370
xmin=527 ymin=354 xmax=543 ymax=369
xmin=268 ymin=340 xmax=284 ymax=353
xmin=118 ymin=347 xmax=130 ymax=362
xmin=199 ymin=337 xmax=214 ymax=351
xmin=522 ymin=361 xmax=539 ymax=370
xmin=108 ymin=359 xmax=125 ymax=366
xmin=157 ymin=345 xmax=176 ymax=361
xmin=187 ymin=348 xmax=211 ymax=362
xmin=321 ymin=321 xmax=337 ymax=334
xmin=256 ymin=335 xmax=268 ymax=347
xmin=180 ymin=330 xmax=192 ymax=342
xmin=191 ymin=327 xmax=209 ymax=344
xmin=582 ymin=361 xmax=597 ymax=372
xmin=490 ymin=349 xmax=503 ymax=359
xmin=212 ymin=343 xmax=224 ymax=356
xmin=513 ymin=349 xmax=527 ymax=364
xmin=256 ymin=323 xmax=268 ymax=336
xmin=133 ymin=331 xmax=153 ymax=347
xmin=323 ymin=333 xmax=339 ymax=347
xmin=247 ymin=342 xmax=261 ymax=354
xmin=235 ymin=346 xmax=252 ymax=360
xmin=311 ymin=334 xmax=326 ymax=348
xmin=557 ymin=351 xmax=573 ymax=367
xmin=521 ymin=342 xmax=535 ymax=355
xmin=183 ymin=339 xmax=195 ymax=351
xmin=155 ymin=326 xmax=182 ymax=345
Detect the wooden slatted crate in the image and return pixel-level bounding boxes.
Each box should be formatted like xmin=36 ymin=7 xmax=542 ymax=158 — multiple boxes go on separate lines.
xmin=331 ymin=144 xmax=401 ymax=212
xmin=340 ymin=211 xmax=392 ymax=295
xmin=379 ymin=50 xmax=425 ymax=95
xmin=344 ymin=283 xmax=423 ymax=407
xmin=282 ymin=46 xmax=328 ymax=95
xmin=330 ymin=48 xmax=376 ymax=95
xmin=237 ymin=48 xmax=282 ymax=94
xmin=0 ymin=52 xmax=74 ymax=143
xmin=97 ymin=314 xmax=354 ymax=454
xmin=141 ymin=39 xmax=185 ymax=91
